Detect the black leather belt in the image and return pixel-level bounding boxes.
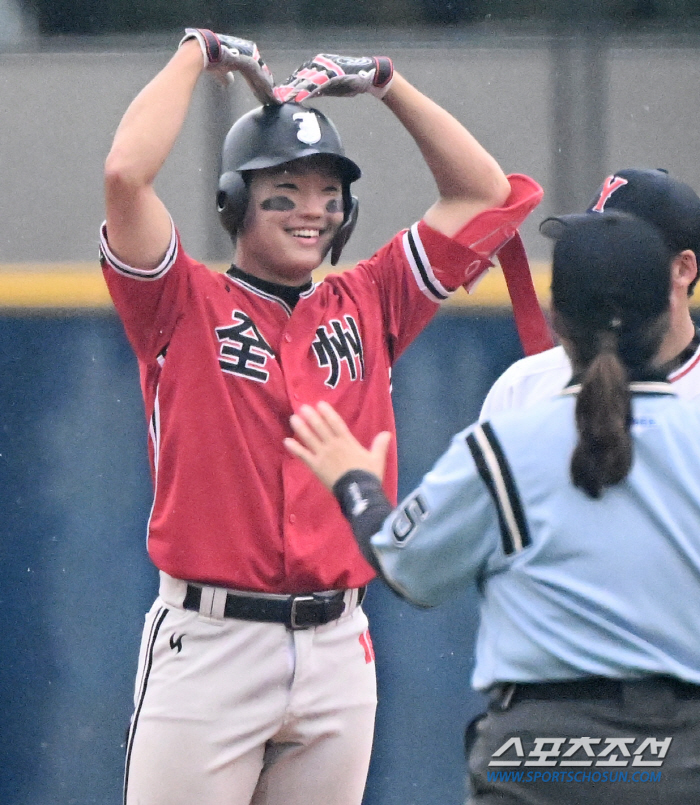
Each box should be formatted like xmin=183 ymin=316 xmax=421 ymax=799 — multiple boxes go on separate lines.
xmin=183 ymin=584 xmax=366 ymax=630
xmin=494 ymin=676 xmax=700 ymax=708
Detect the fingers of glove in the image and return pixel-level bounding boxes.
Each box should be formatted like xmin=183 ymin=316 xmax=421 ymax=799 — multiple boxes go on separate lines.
xmin=278 ymin=75 xmax=366 ymax=102
xmin=273 ymin=85 xmax=297 ymax=103
xmin=216 ymin=33 xmax=259 ymax=60
xmin=181 ymin=30 xmax=278 ymax=103
xmin=273 ymin=58 xmax=335 ymax=103
xmin=273 ymin=83 xmax=321 ymax=103
xmin=217 ymin=38 xmax=273 ymax=80
xmin=274 ymin=54 xmax=393 ymax=103
xmin=219 ymin=50 xmax=278 ymax=104
xmin=308 ymin=54 xmax=393 ymax=96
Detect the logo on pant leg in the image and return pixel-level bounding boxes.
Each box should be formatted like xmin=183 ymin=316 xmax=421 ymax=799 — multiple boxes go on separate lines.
xmin=359 ymin=629 xmax=374 ymax=664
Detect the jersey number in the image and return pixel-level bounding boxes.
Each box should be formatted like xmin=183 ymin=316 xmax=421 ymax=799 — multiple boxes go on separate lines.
xmin=392 ymin=494 xmax=428 ymax=546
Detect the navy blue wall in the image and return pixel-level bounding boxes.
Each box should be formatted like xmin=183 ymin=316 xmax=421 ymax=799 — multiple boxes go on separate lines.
xmin=0 ymin=310 xmax=524 ymax=805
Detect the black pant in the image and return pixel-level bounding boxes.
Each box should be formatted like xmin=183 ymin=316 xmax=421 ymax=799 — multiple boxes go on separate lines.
xmin=467 ymin=677 xmax=700 ymax=804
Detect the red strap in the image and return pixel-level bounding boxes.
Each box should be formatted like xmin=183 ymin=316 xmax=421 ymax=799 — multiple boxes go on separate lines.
xmin=497 ymin=233 xmax=555 ymax=356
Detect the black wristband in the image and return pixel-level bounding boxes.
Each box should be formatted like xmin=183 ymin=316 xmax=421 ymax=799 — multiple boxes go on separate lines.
xmin=372 ymin=57 xmax=394 ymax=89
xmin=333 ymin=470 xmax=392 ymax=573
xmin=194 ymin=29 xmax=221 ymax=63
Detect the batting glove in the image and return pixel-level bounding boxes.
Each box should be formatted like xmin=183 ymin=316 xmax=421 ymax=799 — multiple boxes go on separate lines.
xmin=179 ymin=28 xmax=278 ymax=105
xmin=273 ymin=54 xmax=394 ymax=103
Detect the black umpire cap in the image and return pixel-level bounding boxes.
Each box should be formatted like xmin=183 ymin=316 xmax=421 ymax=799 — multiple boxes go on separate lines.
xmin=540 ymin=168 xmax=700 ymax=257
xmin=549 ymin=211 xmax=673 ymax=332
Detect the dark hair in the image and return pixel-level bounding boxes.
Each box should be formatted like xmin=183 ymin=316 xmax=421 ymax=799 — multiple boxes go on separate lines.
xmin=550 ymin=212 xmax=673 ymax=498
xmin=554 ymin=314 xmax=668 ymax=498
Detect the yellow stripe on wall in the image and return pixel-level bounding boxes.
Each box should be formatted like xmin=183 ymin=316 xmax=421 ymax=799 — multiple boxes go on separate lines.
xmin=0 ymin=265 xmax=112 ymax=308
xmin=0 ymin=261 xmax=553 ymax=310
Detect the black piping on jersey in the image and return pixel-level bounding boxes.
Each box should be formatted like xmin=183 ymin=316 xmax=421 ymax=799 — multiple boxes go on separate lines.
xmin=226 ymin=265 xmax=316 ymax=316
xmin=403 ymin=224 xmax=450 ymax=302
xmin=156 ymin=345 xmax=167 ymax=368
xmin=99 ymin=222 xmax=178 ymax=282
xmin=466 ymin=422 xmax=531 ymax=555
xmin=123 ymin=605 xmax=169 ymax=805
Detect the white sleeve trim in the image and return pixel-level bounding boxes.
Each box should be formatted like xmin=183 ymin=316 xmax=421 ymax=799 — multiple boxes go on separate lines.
xmin=402 ymin=223 xmax=452 ymax=303
xmin=99 ymin=220 xmax=178 ymax=282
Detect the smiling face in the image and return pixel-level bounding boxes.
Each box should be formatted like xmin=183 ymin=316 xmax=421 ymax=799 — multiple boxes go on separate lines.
xmin=234 ymin=156 xmax=345 ymax=286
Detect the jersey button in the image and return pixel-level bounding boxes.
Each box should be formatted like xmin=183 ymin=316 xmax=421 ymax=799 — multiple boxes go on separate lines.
xmin=284 ymin=334 xmax=292 ymax=343
xmin=289 ymin=513 xmax=296 ymax=524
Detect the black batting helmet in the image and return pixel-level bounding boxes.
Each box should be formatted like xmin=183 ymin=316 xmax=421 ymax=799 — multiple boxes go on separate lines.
xmin=217 ymin=103 xmax=361 ymax=265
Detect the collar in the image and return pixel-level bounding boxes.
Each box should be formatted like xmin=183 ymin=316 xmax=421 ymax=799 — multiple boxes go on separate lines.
xmin=563 ymin=328 xmax=700 ymax=391
xmin=566 ymin=366 xmax=668 ymax=388
xmin=561 ymin=380 xmax=676 ymax=398
xmin=226 ymin=265 xmax=314 ymax=311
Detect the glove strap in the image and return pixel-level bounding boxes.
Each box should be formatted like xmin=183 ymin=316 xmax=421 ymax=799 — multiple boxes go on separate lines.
xmin=179 ymin=28 xmax=222 ymax=68
xmin=372 ymin=57 xmax=394 ymax=98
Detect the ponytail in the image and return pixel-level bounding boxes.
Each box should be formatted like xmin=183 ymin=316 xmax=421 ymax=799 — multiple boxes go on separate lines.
xmin=548 ymin=211 xmax=674 ymax=498
xmin=554 ymin=310 xmax=667 ymax=500
xmin=570 ymin=331 xmax=632 ymax=498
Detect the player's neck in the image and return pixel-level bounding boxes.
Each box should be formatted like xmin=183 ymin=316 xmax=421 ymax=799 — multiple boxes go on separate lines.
xmin=654 ymin=306 xmax=697 ymax=368
xmin=237 ymin=262 xmax=315 ymax=287
xmin=234 ymin=241 xmax=320 ymax=287
xmin=227 ymin=265 xmax=313 ymax=310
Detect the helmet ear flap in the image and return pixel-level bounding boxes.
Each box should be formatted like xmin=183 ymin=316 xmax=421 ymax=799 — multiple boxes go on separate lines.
xmin=217 ymin=171 xmax=249 ymax=239
xmin=329 ymin=195 xmax=359 ymax=266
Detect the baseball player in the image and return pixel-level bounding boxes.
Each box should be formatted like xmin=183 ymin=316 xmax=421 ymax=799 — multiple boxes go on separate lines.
xmin=101 ymin=29 xmax=543 ymax=805
xmin=480 ymin=168 xmax=700 ymax=419
xmin=286 ymin=211 xmax=700 ymax=805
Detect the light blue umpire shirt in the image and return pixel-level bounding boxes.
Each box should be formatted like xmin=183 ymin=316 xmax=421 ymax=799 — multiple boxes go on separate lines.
xmin=369 ymin=382 xmax=700 ymax=691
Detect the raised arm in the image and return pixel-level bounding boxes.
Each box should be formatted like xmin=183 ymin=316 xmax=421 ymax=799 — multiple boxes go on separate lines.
xmin=104 ymin=29 xmax=277 ymax=269
xmin=381 ymin=72 xmax=511 ymax=236
xmin=104 ymin=41 xmax=203 ymax=269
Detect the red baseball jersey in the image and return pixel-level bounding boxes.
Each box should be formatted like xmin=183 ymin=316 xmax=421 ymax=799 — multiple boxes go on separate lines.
xmin=100 ymin=174 xmax=542 ymax=593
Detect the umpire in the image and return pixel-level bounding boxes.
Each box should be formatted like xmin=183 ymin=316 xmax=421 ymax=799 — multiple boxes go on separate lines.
xmin=285 ymin=211 xmax=700 ymax=804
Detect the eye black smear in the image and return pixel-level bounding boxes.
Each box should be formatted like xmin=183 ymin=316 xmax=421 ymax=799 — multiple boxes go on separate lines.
xmin=261 ymin=196 xmax=295 ymax=211
xmin=326 ymin=199 xmax=341 ymax=214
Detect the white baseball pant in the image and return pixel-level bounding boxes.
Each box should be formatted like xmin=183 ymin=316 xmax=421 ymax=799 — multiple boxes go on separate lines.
xmin=123 ymin=573 xmax=377 ymax=805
